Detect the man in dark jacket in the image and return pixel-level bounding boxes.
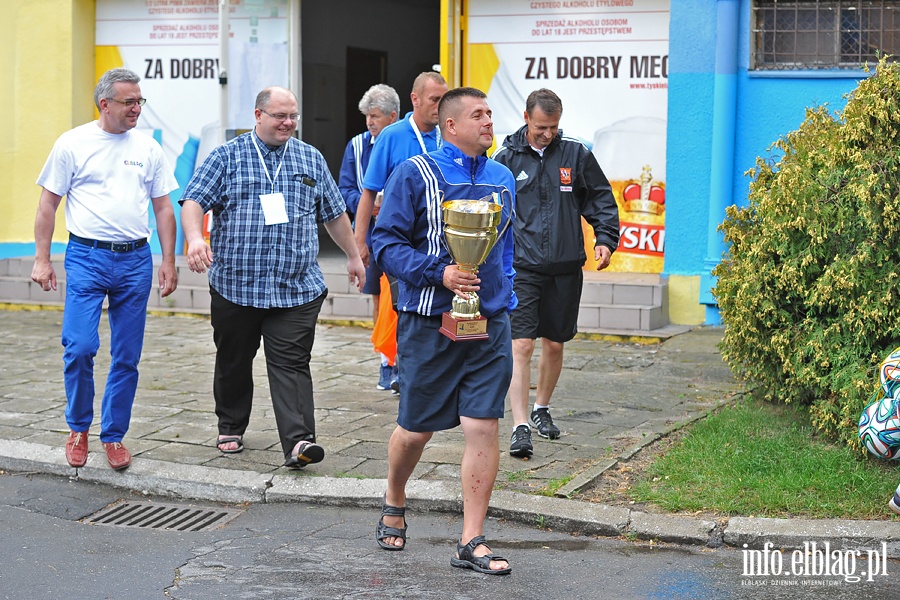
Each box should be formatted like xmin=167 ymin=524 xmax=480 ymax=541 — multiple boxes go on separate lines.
xmin=492 ymin=88 xmax=619 ymax=458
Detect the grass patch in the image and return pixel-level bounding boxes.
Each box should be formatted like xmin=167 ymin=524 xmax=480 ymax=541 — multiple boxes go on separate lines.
xmin=506 ymin=470 xmax=531 ymax=482
xmin=539 ymin=474 xmax=575 ymax=497
xmin=629 ymin=397 xmax=899 ymax=519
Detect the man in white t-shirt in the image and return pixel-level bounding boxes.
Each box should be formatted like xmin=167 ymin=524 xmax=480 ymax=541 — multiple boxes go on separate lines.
xmin=31 ymin=68 xmax=179 ymax=471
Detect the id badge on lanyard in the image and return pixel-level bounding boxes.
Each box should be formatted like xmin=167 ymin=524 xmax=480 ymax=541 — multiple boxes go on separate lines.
xmin=252 ymin=135 xmax=289 ymax=225
xmin=260 ymin=192 xmax=288 ymax=225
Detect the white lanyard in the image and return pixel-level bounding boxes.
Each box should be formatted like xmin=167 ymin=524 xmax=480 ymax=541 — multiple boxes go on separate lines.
xmin=251 ymin=133 xmax=286 ymax=193
xmin=408 ymin=113 xmax=441 ymax=153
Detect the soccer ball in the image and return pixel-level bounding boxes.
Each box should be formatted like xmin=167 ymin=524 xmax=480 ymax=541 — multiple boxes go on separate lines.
xmin=859 ymin=393 xmax=900 ymax=460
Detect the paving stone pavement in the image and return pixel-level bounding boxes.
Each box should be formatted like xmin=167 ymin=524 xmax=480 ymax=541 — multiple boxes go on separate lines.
xmin=0 ymin=307 xmax=738 ymax=494
xmin=6 ymin=306 xmax=900 ymax=554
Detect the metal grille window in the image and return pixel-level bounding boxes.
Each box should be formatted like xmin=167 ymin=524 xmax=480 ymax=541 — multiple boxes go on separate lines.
xmin=752 ymin=1 xmax=900 ymax=70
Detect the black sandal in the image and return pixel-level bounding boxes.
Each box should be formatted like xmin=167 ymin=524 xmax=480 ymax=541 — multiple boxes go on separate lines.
xmin=450 ymin=535 xmax=511 ymax=575
xmin=375 ymin=495 xmax=407 ymax=551
xmin=216 ymin=436 xmax=243 ymax=454
xmin=283 ymin=440 xmax=324 ymax=469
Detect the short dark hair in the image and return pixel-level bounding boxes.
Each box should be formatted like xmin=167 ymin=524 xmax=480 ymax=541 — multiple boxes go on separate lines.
xmin=437 ymin=87 xmax=487 ymax=133
xmin=525 ymin=88 xmax=563 ymax=117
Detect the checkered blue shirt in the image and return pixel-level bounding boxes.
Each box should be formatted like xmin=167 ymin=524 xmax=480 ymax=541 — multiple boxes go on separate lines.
xmin=183 ymin=130 xmax=346 ymax=308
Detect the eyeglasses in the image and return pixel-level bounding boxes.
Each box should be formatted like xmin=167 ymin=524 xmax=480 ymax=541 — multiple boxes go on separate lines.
xmin=108 ymin=98 xmax=147 ymax=107
xmin=261 ymin=109 xmax=299 ymax=122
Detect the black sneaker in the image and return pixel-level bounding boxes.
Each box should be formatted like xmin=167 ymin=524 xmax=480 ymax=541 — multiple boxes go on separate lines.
xmin=530 ymin=408 xmax=560 ymax=439
xmin=509 ymin=424 xmax=533 ymax=458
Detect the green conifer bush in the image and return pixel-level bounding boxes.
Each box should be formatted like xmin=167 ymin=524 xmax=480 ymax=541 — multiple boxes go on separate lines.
xmin=714 ymin=57 xmax=900 ymax=450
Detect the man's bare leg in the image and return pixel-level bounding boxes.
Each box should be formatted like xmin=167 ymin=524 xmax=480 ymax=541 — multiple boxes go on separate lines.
xmin=509 ymin=338 xmax=536 ymax=425
xmin=457 ymin=415 xmax=508 ymax=571
xmin=535 ymin=338 xmax=564 ymax=407
xmin=372 ymin=293 xmax=380 ymax=325
xmin=380 ymin=425 xmax=431 ymax=548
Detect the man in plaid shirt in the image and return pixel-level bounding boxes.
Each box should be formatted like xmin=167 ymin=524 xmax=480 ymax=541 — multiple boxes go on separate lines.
xmin=181 ymin=86 xmax=365 ymax=468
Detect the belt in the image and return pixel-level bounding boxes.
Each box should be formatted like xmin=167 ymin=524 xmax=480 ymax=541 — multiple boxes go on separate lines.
xmin=69 ymin=233 xmax=148 ymax=253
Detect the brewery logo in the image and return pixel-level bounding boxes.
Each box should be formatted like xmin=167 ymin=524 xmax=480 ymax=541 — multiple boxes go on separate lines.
xmin=614 ymin=163 xmax=666 ymax=261
xmin=622 ymin=164 xmax=665 ymax=215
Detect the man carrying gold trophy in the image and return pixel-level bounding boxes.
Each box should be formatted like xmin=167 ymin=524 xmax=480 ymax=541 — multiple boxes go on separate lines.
xmin=370 ymin=87 xmax=516 ymax=575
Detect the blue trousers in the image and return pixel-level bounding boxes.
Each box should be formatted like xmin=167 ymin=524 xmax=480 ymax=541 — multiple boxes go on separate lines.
xmin=62 ymin=241 xmax=152 ymax=442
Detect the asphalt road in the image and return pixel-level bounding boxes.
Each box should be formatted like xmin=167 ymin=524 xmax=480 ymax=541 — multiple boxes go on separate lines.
xmin=2 ymin=470 xmax=898 ymax=599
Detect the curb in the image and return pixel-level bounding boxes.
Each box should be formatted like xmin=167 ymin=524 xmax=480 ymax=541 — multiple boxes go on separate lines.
xmin=4 ymin=438 xmax=900 ymax=556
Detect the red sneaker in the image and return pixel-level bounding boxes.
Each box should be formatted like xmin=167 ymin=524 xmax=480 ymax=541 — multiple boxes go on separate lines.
xmin=65 ymin=431 xmax=88 ymax=467
xmin=103 ymin=442 xmax=132 ymax=470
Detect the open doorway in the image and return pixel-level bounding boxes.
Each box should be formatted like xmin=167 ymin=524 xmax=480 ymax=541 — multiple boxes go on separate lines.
xmin=301 ymin=0 xmax=440 ymax=179
xmin=345 ymin=47 xmax=388 ymax=143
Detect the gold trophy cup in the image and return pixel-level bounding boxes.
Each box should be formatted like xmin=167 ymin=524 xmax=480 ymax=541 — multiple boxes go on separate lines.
xmin=439 ymin=192 xmax=509 ymax=341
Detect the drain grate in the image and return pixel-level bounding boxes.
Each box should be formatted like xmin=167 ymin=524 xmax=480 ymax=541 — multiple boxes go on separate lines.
xmin=85 ymin=500 xmax=244 ymax=532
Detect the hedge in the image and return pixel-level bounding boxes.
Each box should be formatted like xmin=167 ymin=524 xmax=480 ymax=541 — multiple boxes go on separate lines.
xmin=713 ymin=57 xmax=900 ymax=451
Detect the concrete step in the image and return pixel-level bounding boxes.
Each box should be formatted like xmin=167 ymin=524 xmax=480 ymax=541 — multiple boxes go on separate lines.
xmin=578 ymin=302 xmax=667 ymax=331
xmin=0 ymin=253 xmax=681 ymax=339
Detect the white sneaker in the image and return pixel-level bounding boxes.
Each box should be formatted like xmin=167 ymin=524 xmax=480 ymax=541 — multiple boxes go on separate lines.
xmin=889 ymin=484 xmax=900 ymax=515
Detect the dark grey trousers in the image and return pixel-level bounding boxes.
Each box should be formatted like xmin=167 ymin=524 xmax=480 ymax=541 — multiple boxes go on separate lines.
xmin=210 ymin=286 xmax=326 ymax=459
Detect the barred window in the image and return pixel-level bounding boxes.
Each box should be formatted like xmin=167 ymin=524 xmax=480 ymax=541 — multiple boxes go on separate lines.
xmin=752 ymin=1 xmax=900 ymax=70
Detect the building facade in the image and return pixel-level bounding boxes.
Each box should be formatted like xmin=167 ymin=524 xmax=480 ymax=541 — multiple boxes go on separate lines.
xmin=1 ymin=0 xmax=885 ymax=325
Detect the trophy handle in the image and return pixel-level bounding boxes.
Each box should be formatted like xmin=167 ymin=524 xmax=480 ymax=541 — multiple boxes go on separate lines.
xmin=494 ymin=189 xmax=513 ymax=241
xmin=437 ymin=190 xmax=452 ymax=256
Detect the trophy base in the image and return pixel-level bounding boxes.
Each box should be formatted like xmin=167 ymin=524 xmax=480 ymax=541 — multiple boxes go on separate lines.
xmin=439 ymin=312 xmax=489 ymax=341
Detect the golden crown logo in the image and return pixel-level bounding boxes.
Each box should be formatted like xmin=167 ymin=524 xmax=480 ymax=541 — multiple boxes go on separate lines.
xmin=622 ymin=164 xmax=665 ymax=215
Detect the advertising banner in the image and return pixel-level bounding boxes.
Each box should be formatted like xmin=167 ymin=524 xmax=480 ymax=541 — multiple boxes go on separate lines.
xmin=95 ymin=0 xmax=289 ymax=252
xmin=467 ymin=0 xmax=669 ymax=273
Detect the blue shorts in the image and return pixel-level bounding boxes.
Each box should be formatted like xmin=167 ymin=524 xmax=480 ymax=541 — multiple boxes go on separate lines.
xmin=362 ymin=253 xmax=384 ymax=295
xmin=509 ymin=267 xmax=582 ymax=343
xmin=396 ymin=311 xmax=512 ymax=432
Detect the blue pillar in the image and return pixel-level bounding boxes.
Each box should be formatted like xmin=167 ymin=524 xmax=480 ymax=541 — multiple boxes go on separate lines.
xmin=699 ymin=0 xmax=739 ymax=322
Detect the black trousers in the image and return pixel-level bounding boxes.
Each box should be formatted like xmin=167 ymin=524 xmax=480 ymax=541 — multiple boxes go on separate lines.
xmin=210 ymin=286 xmax=326 ymax=459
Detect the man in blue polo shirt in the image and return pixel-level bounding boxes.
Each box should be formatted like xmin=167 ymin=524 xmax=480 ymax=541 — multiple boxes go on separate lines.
xmin=352 ymin=71 xmax=449 ymax=267
xmin=338 ymin=83 xmax=399 ymax=391
xmin=351 ymin=71 xmax=449 ymax=394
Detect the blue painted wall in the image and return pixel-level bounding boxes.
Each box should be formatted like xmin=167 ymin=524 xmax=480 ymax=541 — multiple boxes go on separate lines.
xmin=732 ymin=2 xmax=866 ymax=207
xmin=665 ymin=0 xmax=718 ymax=276
xmin=665 ymin=0 xmax=868 ymax=319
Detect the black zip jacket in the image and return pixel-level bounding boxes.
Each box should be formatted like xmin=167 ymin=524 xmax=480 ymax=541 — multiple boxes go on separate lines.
xmin=492 ymin=126 xmax=619 ymax=275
